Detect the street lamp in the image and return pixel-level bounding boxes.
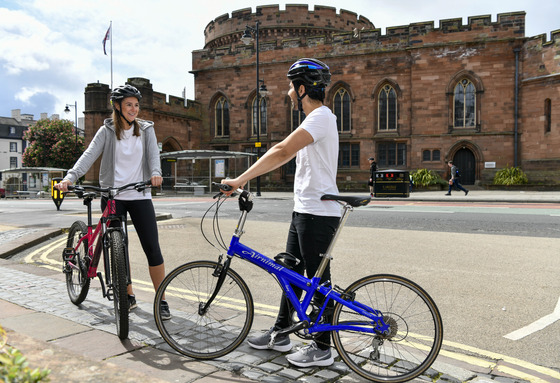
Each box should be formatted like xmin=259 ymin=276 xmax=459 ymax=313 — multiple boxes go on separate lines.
xmin=242 ymin=21 xmax=265 ymax=196
xmin=64 ymin=101 xmax=81 ymax=160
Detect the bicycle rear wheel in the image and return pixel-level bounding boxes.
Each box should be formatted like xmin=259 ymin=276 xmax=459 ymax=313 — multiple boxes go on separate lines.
xmin=109 ymin=230 xmax=129 ymax=339
xmin=332 ymin=274 xmax=443 ymax=383
xmin=154 ymin=260 xmax=254 ymax=359
xmin=65 ymin=221 xmax=90 ymax=305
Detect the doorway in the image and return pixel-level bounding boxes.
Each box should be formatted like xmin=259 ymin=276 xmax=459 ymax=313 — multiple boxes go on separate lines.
xmin=453 ymin=149 xmax=475 ymax=185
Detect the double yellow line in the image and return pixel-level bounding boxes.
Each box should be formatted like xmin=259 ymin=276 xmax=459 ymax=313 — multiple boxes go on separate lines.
xmin=27 ymin=240 xmax=560 ymax=382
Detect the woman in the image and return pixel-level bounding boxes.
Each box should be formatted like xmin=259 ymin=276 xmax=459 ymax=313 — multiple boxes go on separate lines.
xmin=56 ymin=84 xmax=170 ymax=320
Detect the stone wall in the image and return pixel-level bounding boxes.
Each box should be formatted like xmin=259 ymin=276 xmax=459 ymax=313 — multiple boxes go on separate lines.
xmin=83 ymin=78 xmax=202 ymax=184
xmin=192 ymin=7 xmax=558 ymax=187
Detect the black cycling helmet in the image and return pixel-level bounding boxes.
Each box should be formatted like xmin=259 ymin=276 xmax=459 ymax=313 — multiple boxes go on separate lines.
xmin=110 ymin=84 xmax=142 ymax=103
xmin=110 ymin=84 xmax=141 ymax=126
xmin=287 ymin=58 xmax=331 ymax=87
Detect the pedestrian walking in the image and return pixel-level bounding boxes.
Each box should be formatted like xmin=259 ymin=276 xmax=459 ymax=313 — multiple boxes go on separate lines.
xmin=368 ymin=157 xmax=377 ymax=197
xmin=445 ymin=160 xmax=469 ymax=196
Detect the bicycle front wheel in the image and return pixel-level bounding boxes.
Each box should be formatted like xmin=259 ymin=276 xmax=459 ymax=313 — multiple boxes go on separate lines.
xmin=109 ymin=230 xmax=129 ymax=340
xmin=332 ymin=274 xmax=443 ymax=383
xmin=65 ymin=221 xmax=90 ymax=305
xmin=154 ymin=260 xmax=254 ymax=359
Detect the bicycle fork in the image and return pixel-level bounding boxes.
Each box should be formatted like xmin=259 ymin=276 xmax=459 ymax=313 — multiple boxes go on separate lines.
xmin=198 ymin=256 xmax=232 ymax=315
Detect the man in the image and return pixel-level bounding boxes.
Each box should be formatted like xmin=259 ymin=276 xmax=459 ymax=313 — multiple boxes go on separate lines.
xmin=222 ymin=58 xmax=339 ymax=367
xmin=368 ymin=157 xmax=377 ymax=196
xmin=445 ymin=160 xmax=469 ymax=196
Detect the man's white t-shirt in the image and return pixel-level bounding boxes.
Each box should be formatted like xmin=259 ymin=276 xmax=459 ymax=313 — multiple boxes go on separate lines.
xmin=293 ymin=105 xmax=340 ymax=217
xmin=114 ymin=128 xmax=150 ymax=201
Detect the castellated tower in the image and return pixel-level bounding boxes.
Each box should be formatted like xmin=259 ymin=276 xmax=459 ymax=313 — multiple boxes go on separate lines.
xmin=192 ymin=4 xmax=560 ymax=188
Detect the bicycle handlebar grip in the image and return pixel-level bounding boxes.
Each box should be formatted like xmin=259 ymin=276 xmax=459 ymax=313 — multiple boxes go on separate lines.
xmin=212 ymin=182 xmax=232 ymax=192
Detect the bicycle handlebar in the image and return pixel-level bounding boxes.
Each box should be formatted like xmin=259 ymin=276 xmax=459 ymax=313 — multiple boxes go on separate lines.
xmin=212 ymin=182 xmax=245 ymax=195
xmin=67 ymin=180 xmax=152 ymax=196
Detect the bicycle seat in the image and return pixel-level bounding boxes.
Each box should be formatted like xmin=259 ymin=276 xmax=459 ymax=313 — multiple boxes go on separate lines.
xmin=321 ymin=194 xmax=371 ymax=207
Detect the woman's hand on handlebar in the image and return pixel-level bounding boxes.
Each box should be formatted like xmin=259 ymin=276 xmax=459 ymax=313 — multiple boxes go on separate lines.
xmin=150 ymin=175 xmax=163 ymax=187
xmin=55 ymin=180 xmax=72 ymax=192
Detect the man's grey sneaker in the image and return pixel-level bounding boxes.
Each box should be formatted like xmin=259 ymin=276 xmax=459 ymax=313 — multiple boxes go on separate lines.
xmin=247 ymin=327 xmax=292 ymax=352
xmin=160 ymin=300 xmax=171 ymax=320
xmin=286 ymin=342 xmax=334 ymax=367
xmin=128 ymin=295 xmax=137 ymax=311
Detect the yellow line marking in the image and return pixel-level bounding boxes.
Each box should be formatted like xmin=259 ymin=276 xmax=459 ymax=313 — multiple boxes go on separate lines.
xmin=442 ymin=339 xmax=560 ymax=380
xmin=24 ymin=237 xmax=67 ymax=264
xmin=496 ymin=365 xmax=552 ymax=383
xmin=30 ymin=241 xmax=560 ymax=381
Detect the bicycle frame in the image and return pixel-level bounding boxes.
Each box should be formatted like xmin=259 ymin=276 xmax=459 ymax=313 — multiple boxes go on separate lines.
xmin=223 ymin=194 xmax=390 ymax=337
xmin=72 ymin=191 xmax=130 ymax=295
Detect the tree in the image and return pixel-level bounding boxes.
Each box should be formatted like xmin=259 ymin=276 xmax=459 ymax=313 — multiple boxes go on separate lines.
xmin=22 ymin=118 xmax=84 ymax=170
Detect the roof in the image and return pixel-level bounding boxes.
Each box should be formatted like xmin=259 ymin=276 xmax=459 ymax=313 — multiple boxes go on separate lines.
xmin=0 ymin=167 xmax=67 ymax=173
xmin=159 ymin=149 xmax=256 ymax=160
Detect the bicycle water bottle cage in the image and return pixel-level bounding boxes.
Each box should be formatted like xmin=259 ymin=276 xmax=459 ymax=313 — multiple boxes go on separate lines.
xmin=238 ymin=190 xmax=253 ymax=212
xmin=274 ymin=252 xmax=300 ymax=269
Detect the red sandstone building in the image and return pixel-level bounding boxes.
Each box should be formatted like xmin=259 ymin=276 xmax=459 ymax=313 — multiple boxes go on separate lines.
xmin=191 ymin=5 xmax=559 ymax=187
xmin=84 ymin=5 xmax=559 ymax=189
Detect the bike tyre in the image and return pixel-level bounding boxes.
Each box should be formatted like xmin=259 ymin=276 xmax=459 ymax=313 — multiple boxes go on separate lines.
xmin=109 ymin=230 xmax=129 ymax=340
xmin=65 ymin=221 xmax=90 ymax=305
xmin=154 ymin=260 xmax=254 ymax=359
xmin=332 ymin=274 xmax=443 ymax=383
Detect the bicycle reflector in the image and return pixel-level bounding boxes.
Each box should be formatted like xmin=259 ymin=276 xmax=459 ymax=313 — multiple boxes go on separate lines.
xmin=51 ymin=177 xmax=65 ymax=211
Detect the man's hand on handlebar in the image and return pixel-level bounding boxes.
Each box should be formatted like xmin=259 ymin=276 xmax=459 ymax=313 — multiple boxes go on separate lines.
xmin=220 ymin=178 xmax=245 ymax=196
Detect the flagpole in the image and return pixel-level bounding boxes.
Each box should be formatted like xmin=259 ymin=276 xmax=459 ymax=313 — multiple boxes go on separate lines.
xmin=110 ymin=21 xmax=113 ymax=90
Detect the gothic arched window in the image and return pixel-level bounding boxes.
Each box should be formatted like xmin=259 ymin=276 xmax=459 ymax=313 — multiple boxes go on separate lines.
xmin=215 ymin=96 xmax=229 ymax=137
xmin=378 ymin=84 xmax=397 ymax=131
xmin=333 ymin=88 xmax=351 ymax=133
xmin=453 ymin=79 xmax=476 ymax=128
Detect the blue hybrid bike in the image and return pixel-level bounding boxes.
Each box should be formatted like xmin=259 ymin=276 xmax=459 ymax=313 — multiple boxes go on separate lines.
xmin=154 ymin=184 xmax=443 ymax=382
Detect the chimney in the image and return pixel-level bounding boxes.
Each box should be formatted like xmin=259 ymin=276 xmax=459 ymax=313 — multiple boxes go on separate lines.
xmin=11 ymin=109 xmax=21 ymax=122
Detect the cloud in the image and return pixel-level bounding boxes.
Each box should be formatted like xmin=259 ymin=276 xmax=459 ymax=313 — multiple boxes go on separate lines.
xmin=0 ymin=0 xmax=558 ymax=122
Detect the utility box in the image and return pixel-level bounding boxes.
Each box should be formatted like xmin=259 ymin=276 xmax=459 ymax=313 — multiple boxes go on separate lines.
xmin=374 ymin=170 xmax=410 ymax=198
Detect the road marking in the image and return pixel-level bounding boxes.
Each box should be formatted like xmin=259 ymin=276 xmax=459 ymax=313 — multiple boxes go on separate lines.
xmin=30 ymin=240 xmax=560 ymax=382
xmin=504 ymin=297 xmax=560 ymax=341
xmin=442 ymin=339 xmax=560 ymax=381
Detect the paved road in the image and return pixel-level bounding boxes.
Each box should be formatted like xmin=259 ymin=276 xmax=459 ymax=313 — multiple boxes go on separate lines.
xmin=1 ymin=190 xmax=559 ymax=382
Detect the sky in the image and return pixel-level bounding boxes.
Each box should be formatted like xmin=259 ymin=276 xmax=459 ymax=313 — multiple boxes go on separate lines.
xmin=0 ymin=0 xmax=558 ymax=124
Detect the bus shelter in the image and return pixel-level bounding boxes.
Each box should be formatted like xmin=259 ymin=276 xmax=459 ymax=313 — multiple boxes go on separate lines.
xmin=0 ymin=167 xmax=66 ymax=198
xmin=159 ymin=150 xmax=256 ymax=194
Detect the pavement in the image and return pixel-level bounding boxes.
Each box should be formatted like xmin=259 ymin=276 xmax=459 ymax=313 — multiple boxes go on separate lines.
xmin=1 ymin=189 xmax=559 ymax=383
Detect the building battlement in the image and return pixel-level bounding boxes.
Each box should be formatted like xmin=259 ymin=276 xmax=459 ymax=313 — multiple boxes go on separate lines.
xmin=193 ymin=11 xmax=527 ymax=73
xmin=203 ymin=4 xmax=375 ymax=49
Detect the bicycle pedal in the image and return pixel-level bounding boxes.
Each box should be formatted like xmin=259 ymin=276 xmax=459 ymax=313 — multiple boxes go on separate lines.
xmin=62 ymin=247 xmax=75 ymax=262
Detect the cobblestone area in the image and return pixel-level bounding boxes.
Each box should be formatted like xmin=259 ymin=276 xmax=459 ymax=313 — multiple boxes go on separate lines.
xmin=0 ymin=228 xmax=40 ymax=244
xmin=0 ymin=264 xmax=535 ymax=383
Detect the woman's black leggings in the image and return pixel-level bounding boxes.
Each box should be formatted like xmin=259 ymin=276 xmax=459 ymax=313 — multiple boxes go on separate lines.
xmin=101 ymin=198 xmax=164 ymax=267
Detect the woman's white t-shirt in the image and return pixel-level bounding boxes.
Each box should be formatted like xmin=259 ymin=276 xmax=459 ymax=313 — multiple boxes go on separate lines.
xmin=114 ymin=128 xmax=150 ymax=200
xmin=293 ymin=105 xmax=340 ymax=217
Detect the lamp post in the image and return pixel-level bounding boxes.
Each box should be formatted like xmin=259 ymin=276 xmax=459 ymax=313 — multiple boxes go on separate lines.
xmin=64 ymin=101 xmax=80 ymax=160
xmin=242 ymin=21 xmax=263 ymax=196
